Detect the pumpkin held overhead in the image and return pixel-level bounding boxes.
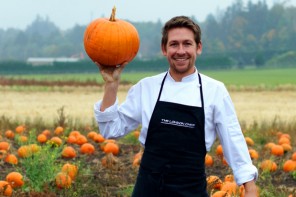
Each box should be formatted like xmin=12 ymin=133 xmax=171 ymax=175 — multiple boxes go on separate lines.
xmin=83 ymin=6 xmax=140 ymax=66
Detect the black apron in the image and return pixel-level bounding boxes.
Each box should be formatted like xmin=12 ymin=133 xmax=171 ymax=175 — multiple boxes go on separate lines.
xmin=132 ymin=72 xmax=208 ymax=197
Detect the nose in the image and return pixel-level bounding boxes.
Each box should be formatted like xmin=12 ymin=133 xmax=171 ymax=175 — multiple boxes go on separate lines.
xmin=176 ymin=45 xmax=186 ymax=54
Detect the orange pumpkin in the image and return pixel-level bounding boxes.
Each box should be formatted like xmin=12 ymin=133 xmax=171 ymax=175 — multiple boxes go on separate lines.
xmin=281 ymin=143 xmax=292 ymax=153
xmin=69 ymin=130 xmax=81 ymax=138
xmin=55 ymin=172 xmax=72 ymax=189
xmin=67 ymin=135 xmax=77 ymax=144
xmin=278 ymin=136 xmax=290 ymax=145
xmin=0 ymin=181 xmax=13 ymax=196
xmin=248 ymin=149 xmax=259 ymax=160
xmin=132 ymin=150 xmax=143 ymax=168
xmin=49 ymin=136 xmax=63 ymax=146
xmin=103 ymin=142 xmax=120 ymax=155
xmin=84 ymin=6 xmax=140 ymax=66
xmin=17 ymin=145 xmax=32 ymax=158
xmin=41 ymin=129 xmax=51 ymax=137
xmin=205 ymin=153 xmax=214 ymax=167
xmin=245 ymin=137 xmax=254 ymax=146
xmin=0 ymin=141 xmax=10 ymax=151
xmin=4 ymin=154 xmax=18 ymax=165
xmin=37 ymin=133 xmax=47 ymax=143
xmin=61 ymin=163 xmax=78 ymax=180
xmin=215 ymin=144 xmax=223 ymax=157
xmin=260 ymin=159 xmax=277 ymax=172
xmin=54 ymin=126 xmax=64 ymax=135
xmin=87 ymin=131 xmax=97 ymax=140
xmin=93 ymin=133 xmax=105 ymax=143
xmin=282 ymin=160 xmax=296 ymax=172
xmin=206 ymin=175 xmax=222 ymax=190
xmin=62 ymin=146 xmax=77 ymax=159
xmin=221 ymin=181 xmax=238 ymax=196
xmin=75 ymin=135 xmax=88 ymax=146
xmin=292 ymin=152 xmax=296 ymax=161
xmin=224 ymin=174 xmax=234 ymax=182
xmin=133 ymin=130 xmax=140 ymax=139
xmin=15 ymin=125 xmax=25 ymax=134
xmin=6 ymin=172 xmax=24 ymax=188
xmin=80 ymin=143 xmax=95 ymax=154
xmin=270 ymin=144 xmax=284 ymax=156
xmin=4 ymin=130 xmax=15 ymax=139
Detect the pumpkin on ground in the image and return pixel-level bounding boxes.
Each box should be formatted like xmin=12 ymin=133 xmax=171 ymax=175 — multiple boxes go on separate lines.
xmin=282 ymin=160 xmax=296 ymax=172
xmin=6 ymin=172 xmax=24 ymax=188
xmin=220 ymin=181 xmax=238 ymax=196
xmin=37 ymin=133 xmax=47 ymax=143
xmin=15 ymin=125 xmax=25 ymax=134
xmin=215 ymin=144 xmax=223 ymax=157
xmin=260 ymin=159 xmax=277 ymax=172
xmin=84 ymin=6 xmax=140 ymax=66
xmin=270 ymin=144 xmax=284 ymax=156
xmin=80 ymin=143 xmax=95 ymax=154
xmin=61 ymin=163 xmax=78 ymax=180
xmin=4 ymin=154 xmax=18 ymax=165
xmin=206 ymin=175 xmax=222 ymax=190
xmin=0 ymin=181 xmax=13 ymax=196
xmin=103 ymin=142 xmax=120 ymax=155
xmin=55 ymin=172 xmax=72 ymax=189
xmin=205 ymin=154 xmax=214 ymax=167
xmin=4 ymin=130 xmax=15 ymax=139
xmin=0 ymin=142 xmax=10 ymax=151
xmin=62 ymin=146 xmax=77 ymax=159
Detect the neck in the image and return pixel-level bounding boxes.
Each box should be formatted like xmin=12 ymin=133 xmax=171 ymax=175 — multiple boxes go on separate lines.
xmin=169 ymin=67 xmax=196 ymax=82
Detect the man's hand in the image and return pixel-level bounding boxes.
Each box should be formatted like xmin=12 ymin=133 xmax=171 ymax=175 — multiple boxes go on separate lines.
xmin=243 ymin=180 xmax=257 ymax=197
xmin=96 ymin=62 xmax=127 ymax=83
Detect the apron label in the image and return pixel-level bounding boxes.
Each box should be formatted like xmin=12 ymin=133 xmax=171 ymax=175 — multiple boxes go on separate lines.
xmin=161 ymin=119 xmax=195 ymax=128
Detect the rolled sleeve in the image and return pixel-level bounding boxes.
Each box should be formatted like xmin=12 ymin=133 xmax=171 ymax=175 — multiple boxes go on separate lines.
xmin=233 ymin=164 xmax=258 ymax=185
xmin=94 ymin=99 xmax=119 ymax=122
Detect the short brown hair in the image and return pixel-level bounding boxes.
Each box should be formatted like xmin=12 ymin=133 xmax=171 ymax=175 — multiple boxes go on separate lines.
xmin=161 ymin=16 xmax=201 ymax=47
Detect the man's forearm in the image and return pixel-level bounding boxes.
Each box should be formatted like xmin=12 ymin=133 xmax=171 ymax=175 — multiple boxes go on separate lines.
xmin=100 ymin=81 xmax=119 ymax=111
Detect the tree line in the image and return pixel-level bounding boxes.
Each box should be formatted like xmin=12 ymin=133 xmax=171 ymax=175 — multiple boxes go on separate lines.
xmin=0 ymin=0 xmax=295 ymax=72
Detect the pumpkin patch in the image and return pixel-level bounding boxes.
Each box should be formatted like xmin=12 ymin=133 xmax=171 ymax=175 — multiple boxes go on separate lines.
xmin=0 ymin=110 xmax=295 ymax=196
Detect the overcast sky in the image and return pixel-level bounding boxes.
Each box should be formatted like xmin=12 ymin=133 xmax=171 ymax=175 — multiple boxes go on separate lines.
xmin=0 ymin=0 xmax=295 ymax=30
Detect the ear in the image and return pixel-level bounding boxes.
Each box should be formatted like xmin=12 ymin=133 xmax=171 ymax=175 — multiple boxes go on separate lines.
xmin=161 ymin=44 xmax=167 ymax=56
xmin=196 ymin=42 xmax=202 ymax=56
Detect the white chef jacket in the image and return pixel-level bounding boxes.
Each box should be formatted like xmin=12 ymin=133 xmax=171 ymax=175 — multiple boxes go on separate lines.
xmin=94 ymin=68 xmax=258 ymax=185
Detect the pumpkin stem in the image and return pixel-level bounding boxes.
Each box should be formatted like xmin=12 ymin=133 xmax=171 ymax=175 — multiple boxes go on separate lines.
xmin=109 ymin=6 xmax=116 ymax=21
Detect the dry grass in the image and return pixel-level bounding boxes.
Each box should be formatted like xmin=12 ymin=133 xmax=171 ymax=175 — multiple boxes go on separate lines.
xmin=1 ymin=86 xmax=296 ymax=127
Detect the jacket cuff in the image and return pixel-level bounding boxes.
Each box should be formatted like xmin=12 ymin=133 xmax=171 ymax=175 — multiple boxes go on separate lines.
xmin=93 ymin=99 xmax=119 ymax=122
xmin=233 ymin=164 xmax=258 ymax=185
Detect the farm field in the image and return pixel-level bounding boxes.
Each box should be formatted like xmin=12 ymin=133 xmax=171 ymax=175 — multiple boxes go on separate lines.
xmin=0 ymin=68 xmax=296 ymax=196
xmin=1 ymin=87 xmax=296 ymax=127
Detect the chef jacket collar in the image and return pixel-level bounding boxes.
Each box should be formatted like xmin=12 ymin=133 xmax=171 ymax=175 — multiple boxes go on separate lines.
xmin=167 ymin=67 xmax=199 ymax=83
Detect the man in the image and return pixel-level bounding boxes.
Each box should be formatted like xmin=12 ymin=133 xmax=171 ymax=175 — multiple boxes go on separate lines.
xmin=94 ymin=16 xmax=258 ymax=197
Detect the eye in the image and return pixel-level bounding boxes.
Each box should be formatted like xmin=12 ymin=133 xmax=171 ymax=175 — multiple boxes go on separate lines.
xmin=184 ymin=42 xmax=193 ymax=46
xmin=169 ymin=42 xmax=178 ymax=47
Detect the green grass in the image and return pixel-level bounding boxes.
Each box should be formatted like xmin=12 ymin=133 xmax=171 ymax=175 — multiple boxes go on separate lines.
xmin=203 ymin=67 xmax=296 ymax=87
xmin=3 ymin=67 xmax=296 ymax=89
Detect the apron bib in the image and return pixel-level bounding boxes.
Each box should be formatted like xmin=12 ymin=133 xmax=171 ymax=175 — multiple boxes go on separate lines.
xmin=132 ymin=72 xmax=208 ymax=197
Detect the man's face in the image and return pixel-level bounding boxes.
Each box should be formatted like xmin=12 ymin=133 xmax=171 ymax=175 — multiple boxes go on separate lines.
xmin=162 ymin=27 xmax=202 ymax=80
